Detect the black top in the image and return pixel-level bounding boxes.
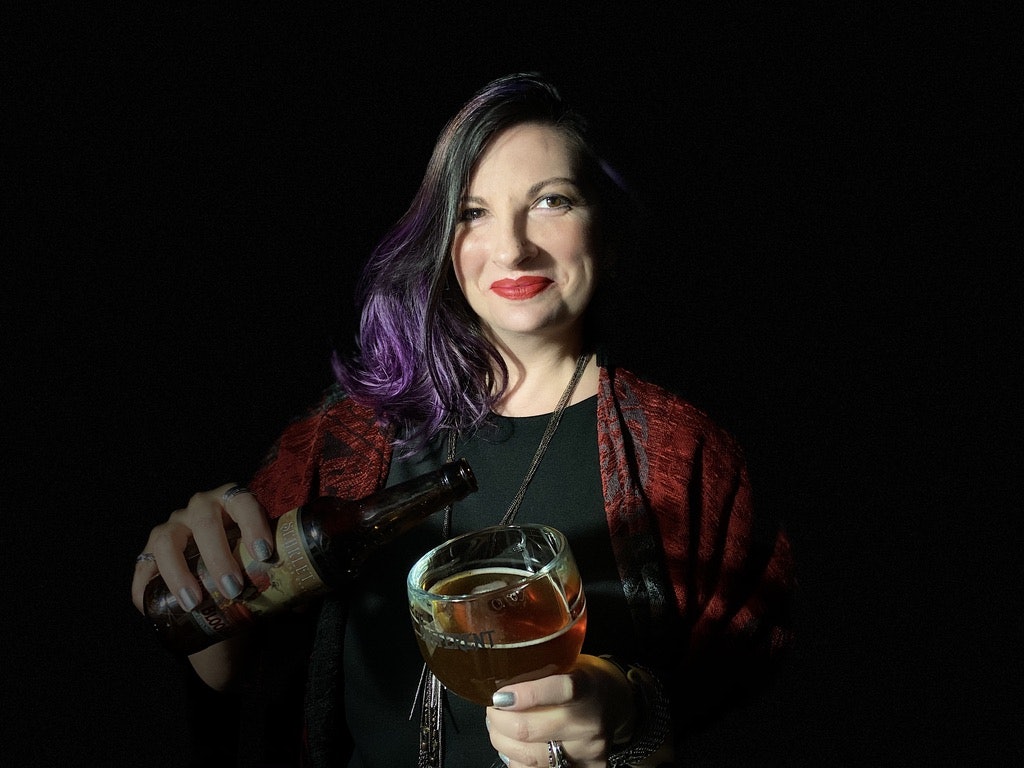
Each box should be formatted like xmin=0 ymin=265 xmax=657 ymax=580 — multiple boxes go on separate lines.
xmin=340 ymin=396 xmax=636 ymax=767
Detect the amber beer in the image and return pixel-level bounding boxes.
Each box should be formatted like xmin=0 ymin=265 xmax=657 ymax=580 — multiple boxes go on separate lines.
xmin=409 ymin=527 xmax=587 ymax=706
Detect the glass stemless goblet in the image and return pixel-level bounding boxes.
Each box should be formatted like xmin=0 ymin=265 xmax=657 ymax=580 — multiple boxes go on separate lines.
xmin=407 ymin=524 xmax=587 ymax=706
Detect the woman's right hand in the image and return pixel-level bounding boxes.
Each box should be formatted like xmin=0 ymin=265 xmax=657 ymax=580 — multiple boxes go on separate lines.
xmin=130 ymin=484 xmax=275 ymax=690
xmin=130 ymin=484 xmax=275 ymax=617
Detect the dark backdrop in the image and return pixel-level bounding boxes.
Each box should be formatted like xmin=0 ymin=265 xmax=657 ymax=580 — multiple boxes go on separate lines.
xmin=4 ymin=4 xmax=1017 ymax=766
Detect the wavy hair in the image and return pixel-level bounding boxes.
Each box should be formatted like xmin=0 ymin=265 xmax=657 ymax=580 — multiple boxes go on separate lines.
xmin=333 ymin=72 xmax=634 ymax=453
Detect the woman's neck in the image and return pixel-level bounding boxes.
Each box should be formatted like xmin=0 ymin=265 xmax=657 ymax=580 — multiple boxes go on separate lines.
xmin=491 ymin=348 xmax=598 ymax=417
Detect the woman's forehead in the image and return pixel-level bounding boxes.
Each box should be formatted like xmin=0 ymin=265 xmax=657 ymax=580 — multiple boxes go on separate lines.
xmin=467 ymin=123 xmax=579 ymax=187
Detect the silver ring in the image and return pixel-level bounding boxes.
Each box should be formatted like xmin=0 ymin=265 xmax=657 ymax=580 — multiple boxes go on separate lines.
xmin=547 ymin=740 xmax=570 ymax=768
xmin=222 ymin=484 xmax=251 ymax=503
xmin=135 ymin=552 xmax=156 ymax=564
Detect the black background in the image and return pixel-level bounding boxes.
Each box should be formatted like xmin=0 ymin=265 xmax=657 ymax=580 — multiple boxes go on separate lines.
xmin=4 ymin=4 xmax=1018 ymax=766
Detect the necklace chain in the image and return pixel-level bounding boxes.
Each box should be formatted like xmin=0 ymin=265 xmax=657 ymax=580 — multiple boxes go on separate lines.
xmin=442 ymin=351 xmax=591 ymax=535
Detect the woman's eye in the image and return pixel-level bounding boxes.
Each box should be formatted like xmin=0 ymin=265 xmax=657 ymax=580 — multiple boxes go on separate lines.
xmin=536 ymin=194 xmax=572 ymax=210
xmin=459 ymin=207 xmax=485 ymax=222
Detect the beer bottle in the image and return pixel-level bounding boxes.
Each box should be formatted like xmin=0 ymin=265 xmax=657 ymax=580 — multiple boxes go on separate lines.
xmin=143 ymin=459 xmax=477 ymax=655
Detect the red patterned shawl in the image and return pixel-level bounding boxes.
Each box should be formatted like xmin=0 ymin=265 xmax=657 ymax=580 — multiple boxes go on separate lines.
xmin=247 ymin=365 xmax=795 ymax=718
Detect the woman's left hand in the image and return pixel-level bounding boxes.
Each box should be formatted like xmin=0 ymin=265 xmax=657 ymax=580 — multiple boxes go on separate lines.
xmin=486 ymin=654 xmax=634 ymax=768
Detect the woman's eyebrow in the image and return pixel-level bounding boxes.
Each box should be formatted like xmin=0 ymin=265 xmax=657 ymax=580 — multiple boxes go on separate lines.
xmin=527 ymin=176 xmax=578 ymax=196
xmin=462 ymin=177 xmax=580 ymax=204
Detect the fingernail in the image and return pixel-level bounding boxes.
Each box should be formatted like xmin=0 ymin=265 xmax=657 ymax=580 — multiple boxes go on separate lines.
xmin=220 ymin=573 xmax=243 ymax=599
xmin=497 ymin=753 xmax=510 ymax=766
xmin=492 ymin=691 xmax=515 ymax=708
xmin=178 ymin=587 xmax=200 ymax=612
xmin=252 ymin=538 xmax=273 ymax=562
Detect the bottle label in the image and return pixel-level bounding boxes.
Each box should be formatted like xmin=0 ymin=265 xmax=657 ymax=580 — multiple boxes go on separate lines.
xmin=234 ymin=507 xmax=328 ymax=617
xmin=183 ymin=508 xmax=329 ymax=646
xmin=188 ymin=595 xmax=252 ymax=640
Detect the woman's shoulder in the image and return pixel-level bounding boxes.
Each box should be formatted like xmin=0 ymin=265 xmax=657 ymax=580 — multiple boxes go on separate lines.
xmin=295 ymin=382 xmax=377 ymax=424
xmin=601 ymin=365 xmax=745 ymax=459
xmin=265 ymin=383 xmax=390 ymax=461
xmin=250 ymin=384 xmax=391 ymax=513
xmin=603 ymin=366 xmax=729 ymax=428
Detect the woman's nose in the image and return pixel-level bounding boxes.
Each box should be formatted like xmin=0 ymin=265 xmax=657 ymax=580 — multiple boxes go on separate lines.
xmin=493 ymin=217 xmax=536 ymax=268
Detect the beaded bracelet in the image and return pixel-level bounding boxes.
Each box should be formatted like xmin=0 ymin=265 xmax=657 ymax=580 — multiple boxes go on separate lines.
xmin=600 ymin=656 xmax=672 ymax=767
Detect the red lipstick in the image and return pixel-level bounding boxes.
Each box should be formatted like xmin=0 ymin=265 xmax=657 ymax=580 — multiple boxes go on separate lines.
xmin=490 ymin=276 xmax=552 ymax=300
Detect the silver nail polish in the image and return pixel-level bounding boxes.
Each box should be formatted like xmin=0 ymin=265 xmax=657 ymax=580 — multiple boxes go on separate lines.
xmin=220 ymin=573 xmax=243 ymax=599
xmin=252 ymin=538 xmax=273 ymax=562
xmin=491 ymin=691 xmax=515 ymax=708
xmin=497 ymin=753 xmax=511 ymax=766
xmin=178 ymin=587 xmax=199 ymax=612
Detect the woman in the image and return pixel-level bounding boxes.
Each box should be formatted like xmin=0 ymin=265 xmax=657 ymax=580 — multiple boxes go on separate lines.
xmin=132 ymin=73 xmax=794 ymax=768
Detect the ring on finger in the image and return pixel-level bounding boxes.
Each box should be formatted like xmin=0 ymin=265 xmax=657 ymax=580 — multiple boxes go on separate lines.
xmin=135 ymin=552 xmax=156 ymax=564
xmin=222 ymin=484 xmax=251 ymax=503
xmin=547 ymin=740 xmax=570 ymax=768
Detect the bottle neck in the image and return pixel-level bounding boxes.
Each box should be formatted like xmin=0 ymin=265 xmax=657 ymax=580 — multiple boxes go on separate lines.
xmin=300 ymin=459 xmax=477 ymax=583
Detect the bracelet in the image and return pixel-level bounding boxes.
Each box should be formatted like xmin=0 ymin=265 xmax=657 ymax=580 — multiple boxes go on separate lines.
xmin=601 ymin=656 xmax=672 ymax=767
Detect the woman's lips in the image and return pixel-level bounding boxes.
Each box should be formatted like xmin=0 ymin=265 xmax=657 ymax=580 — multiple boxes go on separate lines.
xmin=490 ymin=276 xmax=553 ymax=300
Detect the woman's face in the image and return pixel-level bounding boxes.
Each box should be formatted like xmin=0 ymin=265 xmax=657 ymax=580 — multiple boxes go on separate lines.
xmin=451 ymin=122 xmax=597 ymax=350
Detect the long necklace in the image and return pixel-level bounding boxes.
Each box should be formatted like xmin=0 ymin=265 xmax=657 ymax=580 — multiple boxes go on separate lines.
xmin=442 ymin=351 xmax=591 ymax=535
xmin=415 ymin=351 xmax=591 ymax=768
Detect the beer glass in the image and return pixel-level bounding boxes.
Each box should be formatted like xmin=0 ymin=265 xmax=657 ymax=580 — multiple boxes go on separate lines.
xmin=407 ymin=524 xmax=587 ymax=706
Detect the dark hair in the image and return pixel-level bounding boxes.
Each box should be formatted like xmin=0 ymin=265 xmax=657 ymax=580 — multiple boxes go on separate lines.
xmin=333 ymin=72 xmax=635 ymax=452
